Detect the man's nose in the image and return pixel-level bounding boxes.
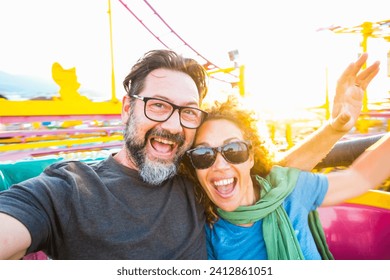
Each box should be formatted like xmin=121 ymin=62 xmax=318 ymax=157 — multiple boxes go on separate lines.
xmin=160 ymin=109 xmax=183 ymax=133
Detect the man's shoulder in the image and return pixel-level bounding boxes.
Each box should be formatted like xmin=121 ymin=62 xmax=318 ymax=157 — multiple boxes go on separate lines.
xmin=48 ymin=157 xmax=106 ymax=170
xmin=43 ymin=159 xmax=107 ymax=179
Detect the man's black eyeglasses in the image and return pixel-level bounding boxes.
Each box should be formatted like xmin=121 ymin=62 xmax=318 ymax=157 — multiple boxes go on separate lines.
xmin=130 ymin=95 xmax=207 ymax=129
xmin=186 ymin=141 xmax=252 ymax=169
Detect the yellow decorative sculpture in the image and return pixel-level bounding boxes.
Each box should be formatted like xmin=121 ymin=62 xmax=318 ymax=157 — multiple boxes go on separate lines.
xmin=51 ymin=62 xmax=84 ymax=101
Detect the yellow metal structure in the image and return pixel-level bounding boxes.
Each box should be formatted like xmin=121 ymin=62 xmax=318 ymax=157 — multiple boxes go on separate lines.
xmin=108 ymin=0 xmax=118 ymax=103
xmin=207 ymin=65 xmax=245 ymax=97
xmin=346 ymin=190 xmax=390 ymax=210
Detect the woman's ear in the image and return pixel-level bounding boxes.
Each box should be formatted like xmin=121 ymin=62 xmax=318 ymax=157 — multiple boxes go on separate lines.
xmin=121 ymin=95 xmax=131 ymax=125
xmin=249 ymin=151 xmax=255 ymax=169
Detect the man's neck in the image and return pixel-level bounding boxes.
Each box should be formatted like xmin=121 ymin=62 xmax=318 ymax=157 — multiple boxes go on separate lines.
xmin=113 ymin=147 xmax=138 ymax=170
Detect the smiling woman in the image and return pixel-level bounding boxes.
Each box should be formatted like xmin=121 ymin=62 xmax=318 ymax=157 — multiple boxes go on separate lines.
xmin=181 ymin=94 xmax=390 ymax=260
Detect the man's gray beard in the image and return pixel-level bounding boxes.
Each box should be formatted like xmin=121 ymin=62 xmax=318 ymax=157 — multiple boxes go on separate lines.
xmin=139 ymin=158 xmax=177 ymax=186
xmin=123 ymin=110 xmax=187 ymax=185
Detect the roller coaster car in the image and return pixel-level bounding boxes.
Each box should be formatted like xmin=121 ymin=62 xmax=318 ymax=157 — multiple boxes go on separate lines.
xmin=318 ymin=191 xmax=390 ymax=260
xmin=314 ymin=133 xmax=390 ymax=259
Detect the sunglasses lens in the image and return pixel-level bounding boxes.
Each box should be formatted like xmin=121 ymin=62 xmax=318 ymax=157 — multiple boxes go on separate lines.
xmin=188 ymin=141 xmax=251 ymax=169
xmin=222 ymin=142 xmax=249 ymax=164
xmin=189 ymin=147 xmax=216 ymax=169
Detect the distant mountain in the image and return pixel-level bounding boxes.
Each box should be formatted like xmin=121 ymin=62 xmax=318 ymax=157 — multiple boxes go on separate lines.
xmin=0 ymin=71 xmax=109 ymax=101
xmin=0 ymin=71 xmax=59 ymax=100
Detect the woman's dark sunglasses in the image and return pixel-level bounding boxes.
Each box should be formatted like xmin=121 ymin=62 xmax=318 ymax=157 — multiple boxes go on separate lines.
xmin=186 ymin=141 xmax=252 ymax=170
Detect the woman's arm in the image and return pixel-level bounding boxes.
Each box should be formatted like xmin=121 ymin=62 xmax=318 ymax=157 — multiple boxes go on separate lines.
xmin=277 ymin=123 xmax=344 ymax=170
xmin=278 ymin=53 xmax=380 ymax=171
xmin=322 ymin=133 xmax=390 ymax=206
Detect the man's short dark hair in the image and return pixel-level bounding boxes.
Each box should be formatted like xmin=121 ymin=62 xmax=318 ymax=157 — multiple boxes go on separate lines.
xmin=123 ymin=49 xmax=208 ymax=103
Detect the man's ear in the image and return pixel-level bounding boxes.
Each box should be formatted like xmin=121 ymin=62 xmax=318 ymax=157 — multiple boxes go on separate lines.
xmin=121 ymin=95 xmax=131 ymax=124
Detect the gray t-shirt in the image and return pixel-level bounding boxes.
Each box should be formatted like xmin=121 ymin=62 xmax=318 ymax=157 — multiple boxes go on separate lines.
xmin=0 ymin=155 xmax=206 ymax=259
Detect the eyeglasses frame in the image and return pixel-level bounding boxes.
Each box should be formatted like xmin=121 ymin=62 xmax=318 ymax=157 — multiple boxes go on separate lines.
xmin=130 ymin=94 xmax=208 ymax=129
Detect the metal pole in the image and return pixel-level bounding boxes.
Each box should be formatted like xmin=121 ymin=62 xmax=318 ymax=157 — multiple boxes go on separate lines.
xmin=360 ymin=22 xmax=371 ymax=112
xmin=108 ymin=0 xmax=118 ymax=102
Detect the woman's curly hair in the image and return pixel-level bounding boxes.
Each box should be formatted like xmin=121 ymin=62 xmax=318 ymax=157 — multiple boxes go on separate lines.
xmin=180 ymin=95 xmax=276 ymax=225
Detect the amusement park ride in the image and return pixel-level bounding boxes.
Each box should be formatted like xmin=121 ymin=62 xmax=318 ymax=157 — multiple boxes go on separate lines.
xmin=0 ymin=1 xmax=389 ymax=260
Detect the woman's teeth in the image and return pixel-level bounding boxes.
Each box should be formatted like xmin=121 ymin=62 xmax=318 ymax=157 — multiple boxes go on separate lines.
xmin=213 ymin=178 xmax=234 ymax=186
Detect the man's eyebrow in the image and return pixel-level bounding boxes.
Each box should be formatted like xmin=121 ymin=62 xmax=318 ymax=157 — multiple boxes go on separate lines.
xmin=153 ymin=96 xmax=200 ymax=107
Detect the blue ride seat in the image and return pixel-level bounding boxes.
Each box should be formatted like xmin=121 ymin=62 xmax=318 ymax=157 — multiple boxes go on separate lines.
xmin=0 ymin=158 xmax=61 ymax=191
xmin=0 ymin=157 xmax=105 ymax=191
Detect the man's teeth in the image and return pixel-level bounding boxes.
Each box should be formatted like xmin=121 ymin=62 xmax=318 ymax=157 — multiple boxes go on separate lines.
xmin=154 ymin=137 xmax=175 ymax=145
xmin=214 ymin=178 xmax=234 ymax=186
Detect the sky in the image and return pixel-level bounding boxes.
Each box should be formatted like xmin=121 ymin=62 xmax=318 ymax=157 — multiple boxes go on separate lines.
xmin=0 ymin=0 xmax=389 ymax=116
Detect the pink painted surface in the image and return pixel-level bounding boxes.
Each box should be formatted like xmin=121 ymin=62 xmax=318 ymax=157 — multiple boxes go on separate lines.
xmin=318 ymin=203 xmax=390 ymax=260
xmin=0 ymin=126 xmax=123 ymax=138
xmin=0 ymin=114 xmax=121 ymax=123
xmin=22 ymin=251 xmax=48 ymax=260
xmin=0 ymin=142 xmax=122 ymax=161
